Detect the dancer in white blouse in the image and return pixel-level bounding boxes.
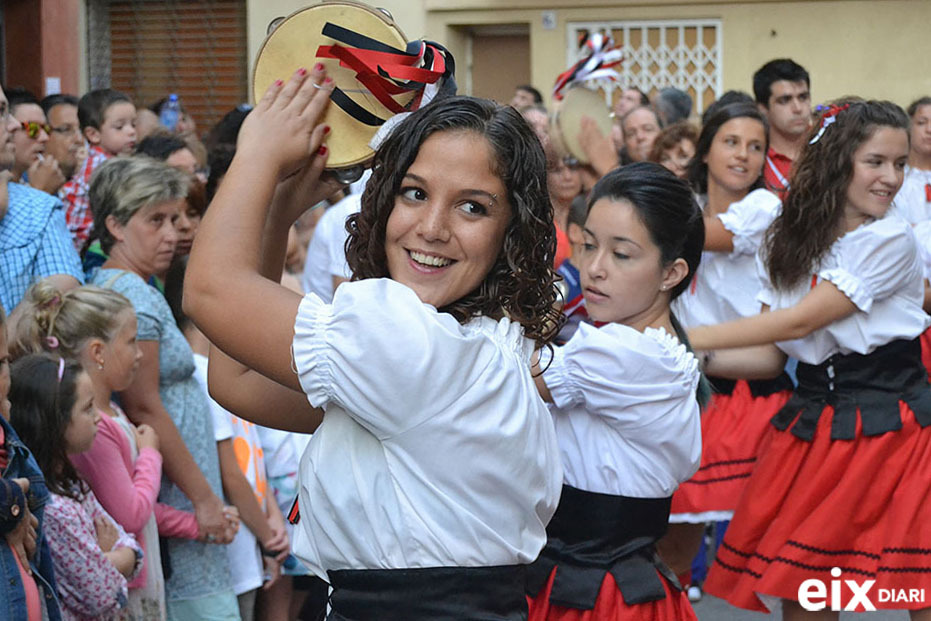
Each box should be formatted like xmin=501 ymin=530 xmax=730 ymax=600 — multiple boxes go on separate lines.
xmin=692 ymin=101 xmax=931 ymax=619
xmin=527 ymin=162 xmax=704 ymax=621
xmin=184 ymin=67 xmax=564 ymax=620
xmin=664 ymin=103 xmax=793 ymax=582
xmin=889 ymin=97 xmax=931 ymax=225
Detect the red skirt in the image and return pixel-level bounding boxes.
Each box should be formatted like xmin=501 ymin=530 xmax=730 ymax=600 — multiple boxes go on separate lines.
xmin=670 ymin=381 xmax=791 ymax=519
xmin=528 ymin=566 xmax=696 ymax=621
xmin=920 ymin=327 xmax=931 ymax=382
xmin=704 ymin=403 xmax=931 ymax=612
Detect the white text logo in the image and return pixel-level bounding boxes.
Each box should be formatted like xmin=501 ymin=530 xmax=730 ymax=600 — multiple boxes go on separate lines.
xmin=799 ymin=568 xmax=925 ymax=611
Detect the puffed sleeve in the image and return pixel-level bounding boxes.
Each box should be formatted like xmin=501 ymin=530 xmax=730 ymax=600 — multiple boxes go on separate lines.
xmin=819 ymin=218 xmax=922 ymax=312
xmin=292 ymin=278 xmax=523 ymax=439
xmin=543 ymin=323 xmax=699 ymax=429
xmin=717 ymin=189 xmax=782 ymax=256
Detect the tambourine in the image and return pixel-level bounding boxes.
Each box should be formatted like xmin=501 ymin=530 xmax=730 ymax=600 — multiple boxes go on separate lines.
xmin=252 ymin=1 xmax=455 ymax=181
xmin=549 ymin=86 xmax=613 ymax=165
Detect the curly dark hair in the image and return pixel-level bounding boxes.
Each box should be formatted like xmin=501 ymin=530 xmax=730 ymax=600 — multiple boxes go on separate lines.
xmin=648 ymin=121 xmax=699 ymax=164
xmin=345 ymin=96 xmax=561 ymax=347
xmin=765 ymin=99 xmax=909 ymax=290
xmin=687 ymin=102 xmax=769 ymax=195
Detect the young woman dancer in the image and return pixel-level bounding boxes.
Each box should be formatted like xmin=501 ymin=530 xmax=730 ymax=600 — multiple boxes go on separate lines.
xmin=526 ymin=162 xmax=704 ymax=620
xmin=184 ymin=67 xmax=564 ymax=619
xmin=892 ymin=98 xmax=931 ymax=374
xmin=661 ymin=103 xmax=794 ymax=582
xmin=890 ymin=96 xmax=931 ymax=225
xmin=9 ymin=354 xmax=144 ymax=620
xmin=692 ymin=101 xmax=931 ymax=618
xmin=10 ymin=281 xmax=207 ymax=619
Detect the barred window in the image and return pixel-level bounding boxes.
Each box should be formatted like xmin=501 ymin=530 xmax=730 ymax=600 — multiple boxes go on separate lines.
xmin=567 ymin=19 xmax=722 ymax=113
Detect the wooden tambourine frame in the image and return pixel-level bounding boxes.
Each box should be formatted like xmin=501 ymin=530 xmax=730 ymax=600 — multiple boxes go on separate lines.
xmin=550 ymin=86 xmax=613 ymax=164
xmin=252 ymin=1 xmax=414 ymax=170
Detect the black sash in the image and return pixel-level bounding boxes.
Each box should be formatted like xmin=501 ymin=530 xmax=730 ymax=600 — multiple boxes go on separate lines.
xmin=327 ymin=564 xmax=527 ymax=620
xmin=707 ymin=372 xmax=794 ymax=398
xmin=526 ymin=485 xmax=678 ymax=610
xmin=771 ymin=337 xmax=931 ymax=441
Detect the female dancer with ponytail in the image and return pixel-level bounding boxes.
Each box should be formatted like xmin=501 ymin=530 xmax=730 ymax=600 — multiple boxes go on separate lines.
xmin=694 ymin=101 xmax=931 ymax=618
xmin=527 ymin=162 xmax=704 ymax=620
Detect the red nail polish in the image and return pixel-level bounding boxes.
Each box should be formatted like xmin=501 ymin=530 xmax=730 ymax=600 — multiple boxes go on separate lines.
xmin=324 ymin=77 xmax=334 ymax=85
xmin=318 ymin=145 xmax=328 ymax=156
xmin=314 ymin=62 xmax=325 ymax=72
xmin=297 ymin=67 xmax=307 ymax=76
xmin=274 ymin=79 xmax=283 ymax=87
xmin=323 ymin=125 xmax=331 ymax=135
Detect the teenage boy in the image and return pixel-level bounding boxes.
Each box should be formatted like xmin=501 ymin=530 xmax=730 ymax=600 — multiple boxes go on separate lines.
xmin=753 ymin=59 xmax=811 ymax=198
xmin=60 ymin=89 xmax=137 ymax=250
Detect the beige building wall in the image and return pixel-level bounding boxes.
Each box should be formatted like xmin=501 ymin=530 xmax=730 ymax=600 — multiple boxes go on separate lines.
xmin=246 ymin=0 xmax=931 ymax=110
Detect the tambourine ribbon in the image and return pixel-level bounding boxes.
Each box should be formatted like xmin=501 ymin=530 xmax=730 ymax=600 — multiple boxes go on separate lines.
xmin=553 ymin=32 xmax=623 ymax=100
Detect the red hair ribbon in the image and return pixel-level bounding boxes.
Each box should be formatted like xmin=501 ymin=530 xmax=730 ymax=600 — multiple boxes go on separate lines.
xmin=552 ymin=31 xmax=623 ymax=100
xmin=809 ymin=103 xmax=850 ymax=144
xmin=315 ymin=23 xmax=454 ymax=126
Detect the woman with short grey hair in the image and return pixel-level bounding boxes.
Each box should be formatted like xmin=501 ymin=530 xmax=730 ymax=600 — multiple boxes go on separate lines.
xmin=88 ymin=156 xmax=241 ymax=620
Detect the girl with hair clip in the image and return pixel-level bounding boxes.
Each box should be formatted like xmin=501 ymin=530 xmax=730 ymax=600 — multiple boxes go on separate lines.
xmin=661 ymin=102 xmax=794 ymax=587
xmin=10 ymin=279 xmax=213 ymax=621
xmin=526 ymin=162 xmax=704 ymax=621
xmin=693 ymin=101 xmax=931 ymax=619
xmin=184 ymin=67 xmax=563 ymax=620
xmin=9 ymin=354 xmax=144 ymax=621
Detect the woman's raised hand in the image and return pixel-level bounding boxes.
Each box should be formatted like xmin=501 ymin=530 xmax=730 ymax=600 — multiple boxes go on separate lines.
xmin=236 ymin=64 xmax=333 ymax=182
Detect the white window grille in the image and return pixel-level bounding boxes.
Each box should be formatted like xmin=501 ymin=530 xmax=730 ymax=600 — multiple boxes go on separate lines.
xmin=566 ymin=19 xmax=722 ymax=113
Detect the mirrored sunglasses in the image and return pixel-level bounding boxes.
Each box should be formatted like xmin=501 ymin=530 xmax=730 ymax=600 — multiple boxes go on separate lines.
xmin=18 ymin=120 xmax=52 ymax=139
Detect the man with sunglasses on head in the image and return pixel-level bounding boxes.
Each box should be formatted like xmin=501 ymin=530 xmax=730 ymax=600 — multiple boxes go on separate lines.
xmin=0 ymin=84 xmax=83 ymax=315
xmin=6 ymin=87 xmax=65 ymax=195
xmin=41 ymin=94 xmax=84 ymax=182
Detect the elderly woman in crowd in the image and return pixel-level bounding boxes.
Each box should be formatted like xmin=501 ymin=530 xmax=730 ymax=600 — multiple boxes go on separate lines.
xmin=86 ymin=156 xmax=240 ymax=621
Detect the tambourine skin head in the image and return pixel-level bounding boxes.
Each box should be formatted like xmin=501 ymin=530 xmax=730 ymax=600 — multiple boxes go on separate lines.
xmin=252 ymin=1 xmax=413 ymax=169
xmin=551 ymin=87 xmax=613 ymax=165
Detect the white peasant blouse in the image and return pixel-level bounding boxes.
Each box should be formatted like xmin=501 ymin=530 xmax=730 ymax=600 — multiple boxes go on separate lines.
xmin=758 ymin=217 xmax=930 ymax=364
xmin=290 ymin=278 xmax=563 ymax=578
xmin=542 ymin=323 xmax=702 ymax=498
xmin=674 ymin=188 xmax=782 ymax=328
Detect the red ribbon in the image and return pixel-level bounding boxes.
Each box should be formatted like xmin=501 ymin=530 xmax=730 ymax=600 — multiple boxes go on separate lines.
xmin=316 ymin=41 xmax=445 ymax=115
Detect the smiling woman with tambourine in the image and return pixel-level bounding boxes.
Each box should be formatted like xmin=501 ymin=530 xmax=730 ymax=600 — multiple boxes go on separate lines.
xmin=186 ymin=3 xmax=565 ymax=620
